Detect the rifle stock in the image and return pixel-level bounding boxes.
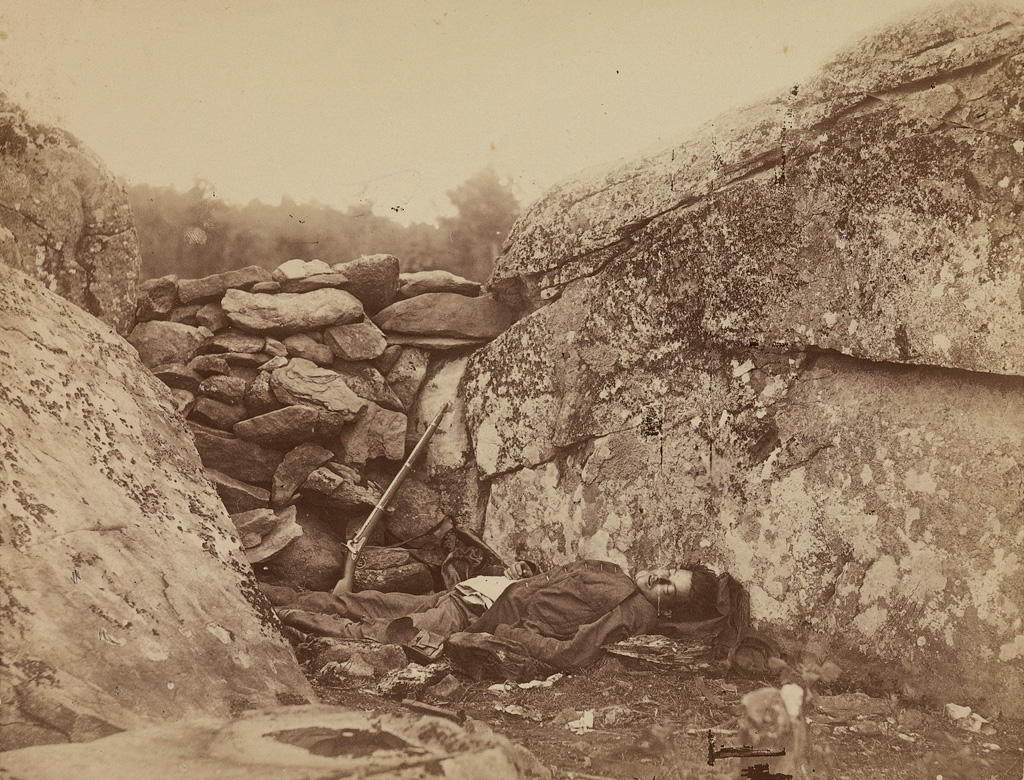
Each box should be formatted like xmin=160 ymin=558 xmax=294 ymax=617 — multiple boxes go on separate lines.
xmin=336 ymin=401 xmax=450 ymax=593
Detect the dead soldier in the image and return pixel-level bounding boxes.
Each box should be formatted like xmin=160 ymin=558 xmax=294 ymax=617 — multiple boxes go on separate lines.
xmin=262 ymin=559 xmax=749 ymax=672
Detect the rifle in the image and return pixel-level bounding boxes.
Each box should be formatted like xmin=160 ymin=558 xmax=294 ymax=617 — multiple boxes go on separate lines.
xmin=335 ymin=401 xmax=450 ymax=594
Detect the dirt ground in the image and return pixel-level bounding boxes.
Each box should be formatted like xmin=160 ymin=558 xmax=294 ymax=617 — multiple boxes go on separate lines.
xmin=307 ymin=651 xmax=1024 ymax=780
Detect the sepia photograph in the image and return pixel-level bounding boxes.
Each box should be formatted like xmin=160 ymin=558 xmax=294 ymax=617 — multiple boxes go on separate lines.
xmin=1 ymin=1 xmax=1022 ymax=778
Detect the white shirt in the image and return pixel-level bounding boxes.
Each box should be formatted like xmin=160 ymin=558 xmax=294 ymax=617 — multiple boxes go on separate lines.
xmin=454 ymin=575 xmax=515 ymax=610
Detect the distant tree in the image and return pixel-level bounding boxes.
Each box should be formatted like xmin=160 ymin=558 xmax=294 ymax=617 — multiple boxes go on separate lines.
xmin=438 ymin=168 xmax=520 ymax=282
xmin=128 ymin=168 xmax=519 ymax=282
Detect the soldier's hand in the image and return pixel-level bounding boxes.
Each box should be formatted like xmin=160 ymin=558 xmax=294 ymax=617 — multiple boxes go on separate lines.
xmin=503 ymin=561 xmax=532 ymax=580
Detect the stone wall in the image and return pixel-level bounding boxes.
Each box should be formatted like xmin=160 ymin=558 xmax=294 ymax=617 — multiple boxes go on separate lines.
xmin=130 ymin=261 xmax=512 ymax=592
xmin=457 ymin=2 xmax=1024 ymax=713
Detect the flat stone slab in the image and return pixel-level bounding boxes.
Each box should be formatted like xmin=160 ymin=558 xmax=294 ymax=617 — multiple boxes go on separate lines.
xmin=0 ymin=705 xmax=547 ymax=779
xmin=302 ymin=466 xmax=380 ymax=510
xmin=222 ymin=288 xmax=363 ymax=334
xmin=233 ymin=405 xmax=349 ymax=448
xmin=282 ymin=333 xmax=335 ymax=366
xmin=331 ymin=362 xmax=404 ymax=411
xmin=178 ymin=265 xmax=272 ymax=304
xmin=189 ymin=423 xmax=284 ymax=484
xmin=209 ymin=469 xmax=270 ymax=513
xmin=272 ymin=443 xmax=335 ymax=508
xmin=270 ymin=358 xmax=366 ymax=418
xmin=336 ymin=401 xmax=408 ymax=465
xmin=374 ymin=292 xmax=517 ymax=340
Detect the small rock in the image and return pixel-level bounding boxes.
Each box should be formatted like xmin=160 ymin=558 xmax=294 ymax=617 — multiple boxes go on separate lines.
xmin=386 ymin=347 xmax=430 ymax=410
xmin=209 ymin=469 xmax=270 ymax=513
xmin=264 ymin=337 xmax=288 ymax=357
xmin=260 ymin=355 xmax=289 ymax=371
xmin=151 ymin=363 xmax=203 ymax=392
xmin=281 ymin=333 xmax=335 ymax=366
xmin=136 ymin=275 xmax=179 ymax=321
xmin=430 ymin=674 xmax=467 ymax=702
xmin=374 ymin=345 xmax=403 ymax=374
xmin=243 ymin=505 xmax=302 ymax=563
xmin=324 ymin=320 xmax=388 ymax=361
xmin=128 ymin=321 xmax=208 ymax=368
xmin=271 ymin=443 xmax=335 ymax=508
xmin=169 ymin=304 xmax=201 ymax=325
xmin=243 ymin=371 xmax=283 ymax=416
xmin=189 ymin=423 xmax=284 ymax=484
xmin=373 ymin=292 xmax=516 ymax=340
xmin=190 ymin=397 xmax=248 ymax=430
xmin=353 ymin=547 xmax=433 ymax=594
xmin=165 ymin=388 xmax=195 ymax=416
xmin=272 ymin=258 xmax=333 ymax=281
xmin=331 ymin=362 xmax=404 ymax=412
xmin=278 ymin=272 xmax=350 ymax=293
xmin=188 ymin=354 xmax=231 ymax=376
xmin=398 ymin=270 xmax=481 ymax=299
xmin=332 ymin=254 xmax=400 ymax=315
xmin=196 ymin=302 xmax=230 ymax=331
xmin=203 ymin=330 xmax=266 ymax=354
xmin=335 ymin=401 xmax=407 ymax=465
xmin=250 ymin=280 xmax=281 ymax=293
xmin=301 ymin=466 xmax=380 ymax=511
xmin=198 ymin=375 xmax=249 ymax=404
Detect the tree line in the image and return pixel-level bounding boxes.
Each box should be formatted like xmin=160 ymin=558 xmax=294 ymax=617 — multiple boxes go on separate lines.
xmin=128 ymin=168 xmax=521 ymax=283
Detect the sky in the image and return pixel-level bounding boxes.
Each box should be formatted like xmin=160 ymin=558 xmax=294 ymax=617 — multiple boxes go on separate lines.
xmin=0 ymin=0 xmax=969 ymax=224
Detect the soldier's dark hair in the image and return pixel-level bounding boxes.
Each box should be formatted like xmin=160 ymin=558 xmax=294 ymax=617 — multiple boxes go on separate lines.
xmin=661 ymin=563 xmax=720 ymax=622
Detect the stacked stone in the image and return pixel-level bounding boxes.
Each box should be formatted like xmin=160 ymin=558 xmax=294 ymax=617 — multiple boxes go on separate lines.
xmin=129 ymin=256 xmax=515 ymax=592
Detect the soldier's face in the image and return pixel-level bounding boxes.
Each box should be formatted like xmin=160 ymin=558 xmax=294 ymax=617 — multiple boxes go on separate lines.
xmin=634 ymin=568 xmax=693 ymax=610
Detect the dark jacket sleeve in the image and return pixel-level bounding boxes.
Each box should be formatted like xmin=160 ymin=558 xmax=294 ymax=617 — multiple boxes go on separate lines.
xmin=491 ymin=591 xmax=657 ymax=670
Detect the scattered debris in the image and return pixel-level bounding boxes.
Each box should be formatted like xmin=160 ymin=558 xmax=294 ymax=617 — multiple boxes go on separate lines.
xmin=945 ymin=702 xmax=991 ymax=733
xmin=566 ymin=709 xmax=595 ymax=735
xmin=488 ymin=673 xmax=564 ymax=694
xmin=606 ymin=634 xmax=715 ymax=670
xmin=496 ymin=704 xmax=546 ymax=722
xmin=400 ymin=698 xmax=466 ymax=724
xmin=378 ymin=662 xmax=451 ymax=699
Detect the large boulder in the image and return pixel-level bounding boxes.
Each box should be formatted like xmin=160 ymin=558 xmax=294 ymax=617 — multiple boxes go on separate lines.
xmin=463 ymin=3 xmax=1024 ymax=713
xmin=0 ymin=94 xmax=140 ymax=334
xmin=0 ymin=705 xmax=549 ymax=780
xmin=374 ymin=292 xmax=517 ymax=340
xmin=491 ymin=4 xmax=1024 ymax=377
xmin=0 ymin=267 xmax=312 ymax=751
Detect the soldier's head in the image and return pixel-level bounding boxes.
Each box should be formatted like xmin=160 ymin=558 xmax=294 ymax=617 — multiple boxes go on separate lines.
xmin=634 ymin=564 xmax=720 ymax=621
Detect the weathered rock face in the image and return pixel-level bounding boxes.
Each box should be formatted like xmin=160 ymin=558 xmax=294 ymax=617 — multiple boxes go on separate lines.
xmin=0 ymin=705 xmax=549 ymax=780
xmin=492 ymin=4 xmax=1024 ymax=377
xmin=0 ymin=267 xmax=313 ymax=751
xmin=0 ymin=93 xmax=140 ymax=334
xmin=463 ymin=3 xmax=1024 ymax=712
